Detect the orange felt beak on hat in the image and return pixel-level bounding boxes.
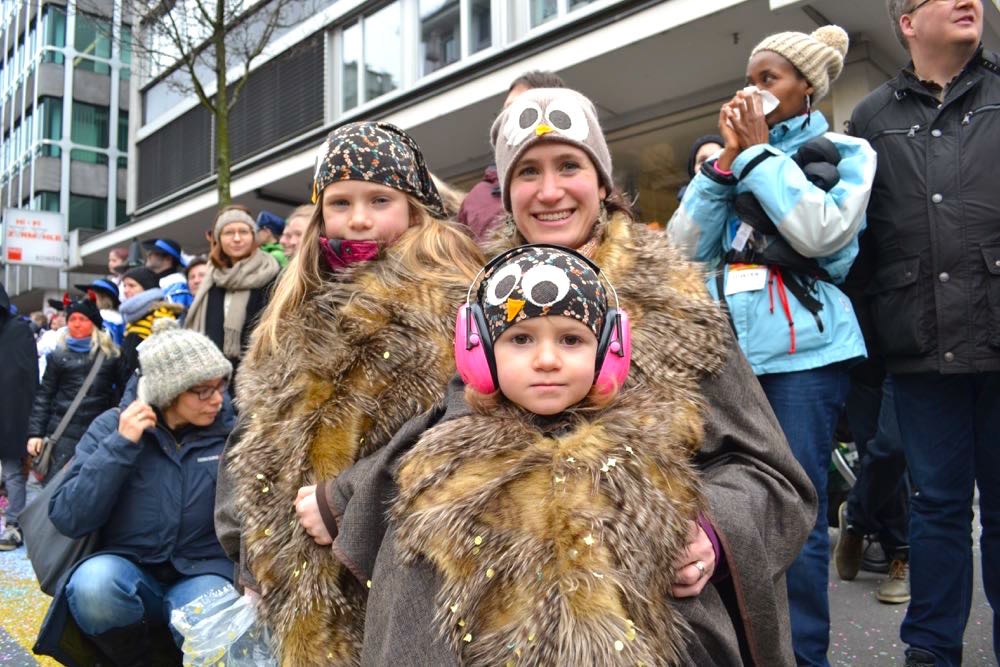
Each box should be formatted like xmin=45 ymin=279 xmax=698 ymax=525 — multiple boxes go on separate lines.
xmin=535 ymin=124 xmax=554 ymax=136
xmin=506 ymin=298 xmax=526 ymax=322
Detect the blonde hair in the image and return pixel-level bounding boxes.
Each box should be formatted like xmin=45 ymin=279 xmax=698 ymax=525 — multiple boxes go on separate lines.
xmin=430 ymin=173 xmax=467 ymax=219
xmin=288 ymin=204 xmax=314 ymax=222
xmin=93 ymin=292 xmax=115 ymax=311
xmin=59 ymin=326 xmax=120 ymax=359
xmin=249 ymin=195 xmax=484 ymax=361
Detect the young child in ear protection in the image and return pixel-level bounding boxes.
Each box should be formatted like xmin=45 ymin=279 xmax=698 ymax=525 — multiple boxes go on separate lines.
xmin=359 ymin=245 xmax=708 ymax=665
xmin=213 ymin=121 xmax=484 ymax=665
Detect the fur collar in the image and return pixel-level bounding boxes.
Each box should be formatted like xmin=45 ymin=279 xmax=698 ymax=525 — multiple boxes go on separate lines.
xmin=226 ymin=253 xmax=470 ymax=666
xmin=394 ymin=388 xmax=703 ymax=666
xmin=393 ymin=218 xmax=730 ymax=665
xmin=492 ymin=213 xmax=729 ymax=398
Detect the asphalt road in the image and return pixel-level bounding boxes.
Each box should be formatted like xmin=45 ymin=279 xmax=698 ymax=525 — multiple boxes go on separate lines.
xmin=0 ymin=507 xmax=995 ymax=665
xmin=828 ymin=502 xmax=995 ymax=666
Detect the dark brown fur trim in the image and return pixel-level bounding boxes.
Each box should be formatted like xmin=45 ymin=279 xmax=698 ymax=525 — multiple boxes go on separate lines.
xmin=227 ymin=256 xmax=469 ymax=666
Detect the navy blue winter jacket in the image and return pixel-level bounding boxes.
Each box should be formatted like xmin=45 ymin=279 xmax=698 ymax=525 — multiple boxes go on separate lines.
xmin=48 ymin=380 xmax=235 ymax=580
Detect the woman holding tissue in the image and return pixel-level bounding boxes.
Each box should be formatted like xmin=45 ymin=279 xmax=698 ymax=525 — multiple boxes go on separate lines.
xmin=669 ymin=26 xmax=876 ymax=667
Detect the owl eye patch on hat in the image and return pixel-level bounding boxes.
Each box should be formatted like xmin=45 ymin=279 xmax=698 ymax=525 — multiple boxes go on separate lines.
xmin=477 ymin=246 xmax=607 ymax=343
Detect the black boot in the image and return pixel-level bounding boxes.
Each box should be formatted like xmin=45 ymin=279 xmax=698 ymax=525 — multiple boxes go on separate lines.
xmin=88 ymin=621 xmax=153 ymax=667
xmin=904 ymin=647 xmax=937 ymax=667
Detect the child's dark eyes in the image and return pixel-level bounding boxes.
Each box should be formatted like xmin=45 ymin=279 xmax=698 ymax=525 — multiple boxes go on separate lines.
xmin=561 ymin=334 xmax=583 ymax=346
xmin=510 ymin=334 xmax=532 ymax=345
xmin=327 ymin=199 xmax=350 ymax=207
xmin=372 ymin=196 xmax=391 ymax=205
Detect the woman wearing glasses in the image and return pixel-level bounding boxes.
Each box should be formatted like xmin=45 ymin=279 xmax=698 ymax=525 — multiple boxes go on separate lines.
xmin=35 ymin=322 xmax=237 ymax=665
xmin=185 ymin=205 xmax=281 ymax=379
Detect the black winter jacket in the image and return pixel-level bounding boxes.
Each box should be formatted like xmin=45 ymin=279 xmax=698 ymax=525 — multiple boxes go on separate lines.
xmin=849 ymin=47 xmax=1000 ymax=374
xmin=27 ymin=346 xmax=119 ymax=478
xmin=0 ymin=288 xmax=38 ymax=461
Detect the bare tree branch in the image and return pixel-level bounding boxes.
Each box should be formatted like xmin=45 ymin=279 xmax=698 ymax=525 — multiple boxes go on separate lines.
xmin=160 ymin=1 xmax=218 ymax=113
xmin=90 ymin=0 xmax=319 ymax=206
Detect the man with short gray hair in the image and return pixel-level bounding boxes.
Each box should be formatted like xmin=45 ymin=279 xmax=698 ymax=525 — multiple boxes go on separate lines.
xmin=848 ymin=1 xmax=999 ymax=665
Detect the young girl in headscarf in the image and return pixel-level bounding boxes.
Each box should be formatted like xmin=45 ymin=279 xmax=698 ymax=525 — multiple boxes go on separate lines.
xmin=216 ymin=122 xmax=484 ymax=665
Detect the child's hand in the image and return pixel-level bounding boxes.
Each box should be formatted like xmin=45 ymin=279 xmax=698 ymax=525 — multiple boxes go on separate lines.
xmin=670 ymin=520 xmax=715 ymax=598
xmin=294 ymin=485 xmax=333 ymax=546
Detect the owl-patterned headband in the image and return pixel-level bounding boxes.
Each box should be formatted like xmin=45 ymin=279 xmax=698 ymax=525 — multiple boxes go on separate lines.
xmin=311 ymin=121 xmax=447 ymax=219
xmin=490 ymin=87 xmax=614 ymax=212
xmin=476 ymin=244 xmax=608 ymax=343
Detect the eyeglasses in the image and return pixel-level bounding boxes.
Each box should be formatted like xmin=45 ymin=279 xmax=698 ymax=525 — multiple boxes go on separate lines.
xmin=220 ymin=228 xmax=252 ymax=239
xmin=906 ymin=0 xmax=957 ymax=14
xmin=187 ymin=380 xmax=228 ymax=401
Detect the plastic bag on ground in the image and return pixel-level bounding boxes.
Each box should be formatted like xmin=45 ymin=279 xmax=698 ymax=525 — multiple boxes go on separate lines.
xmin=171 ymin=586 xmax=277 ymax=666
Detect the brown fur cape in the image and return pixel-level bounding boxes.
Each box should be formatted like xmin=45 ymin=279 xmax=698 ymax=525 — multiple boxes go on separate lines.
xmin=225 ymin=252 xmax=472 ymax=666
xmin=392 ymin=213 xmax=731 ymax=665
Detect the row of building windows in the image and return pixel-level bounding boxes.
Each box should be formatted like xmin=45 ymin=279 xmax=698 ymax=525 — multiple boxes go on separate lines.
xmin=141 ymin=0 xmax=608 ymax=130
xmin=336 ymin=0 xmax=600 ymax=115
xmin=1 ymin=5 xmax=131 ymax=95
xmin=2 ymin=96 xmax=127 ymax=175
xmin=27 ymin=189 xmax=127 ymax=230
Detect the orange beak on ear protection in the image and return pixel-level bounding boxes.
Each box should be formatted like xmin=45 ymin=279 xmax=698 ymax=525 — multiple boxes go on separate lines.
xmin=535 ymin=124 xmax=554 ymax=136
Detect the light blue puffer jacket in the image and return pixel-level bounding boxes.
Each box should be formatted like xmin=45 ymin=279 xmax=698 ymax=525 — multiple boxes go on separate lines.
xmin=668 ymin=111 xmax=876 ymax=375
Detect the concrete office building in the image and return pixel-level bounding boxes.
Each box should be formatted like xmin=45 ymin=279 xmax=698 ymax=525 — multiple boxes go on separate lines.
xmin=1 ymin=0 xmax=129 ymax=308
xmin=26 ymin=0 xmax=1000 ymax=287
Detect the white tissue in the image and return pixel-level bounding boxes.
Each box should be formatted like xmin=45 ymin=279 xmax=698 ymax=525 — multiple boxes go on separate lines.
xmin=742 ymin=86 xmax=780 ymax=115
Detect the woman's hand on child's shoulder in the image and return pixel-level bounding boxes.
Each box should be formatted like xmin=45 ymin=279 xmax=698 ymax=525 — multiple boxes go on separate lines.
xmin=294 ymin=485 xmax=334 ymax=546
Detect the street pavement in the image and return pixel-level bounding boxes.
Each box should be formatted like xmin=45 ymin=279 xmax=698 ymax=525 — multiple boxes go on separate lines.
xmin=0 ymin=506 xmax=995 ymax=665
xmin=828 ymin=524 xmax=994 ymax=666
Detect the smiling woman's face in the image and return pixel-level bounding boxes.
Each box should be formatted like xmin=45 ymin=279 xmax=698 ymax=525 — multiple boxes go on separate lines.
xmin=509 ymin=142 xmax=606 ymax=250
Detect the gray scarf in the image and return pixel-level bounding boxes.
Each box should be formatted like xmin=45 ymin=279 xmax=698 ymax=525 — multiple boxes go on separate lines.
xmin=185 ymin=249 xmax=280 ymax=358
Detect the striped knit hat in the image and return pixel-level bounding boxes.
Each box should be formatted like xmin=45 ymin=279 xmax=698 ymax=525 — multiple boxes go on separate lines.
xmin=750 ymin=25 xmax=849 ymax=102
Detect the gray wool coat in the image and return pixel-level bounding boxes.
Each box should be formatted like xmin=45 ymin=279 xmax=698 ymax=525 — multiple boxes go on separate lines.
xmin=214 ymin=336 xmax=813 ymax=666
xmin=317 ymin=333 xmax=814 ymax=667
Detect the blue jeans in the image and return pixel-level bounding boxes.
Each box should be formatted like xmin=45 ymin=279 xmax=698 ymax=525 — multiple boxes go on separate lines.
xmin=892 ymin=372 xmax=1000 ymax=667
xmin=759 ymin=364 xmax=850 ymax=667
xmin=66 ymin=554 xmax=232 ymax=648
xmin=844 ymin=378 xmax=909 ymax=558
xmin=1 ymin=458 xmax=27 ymax=525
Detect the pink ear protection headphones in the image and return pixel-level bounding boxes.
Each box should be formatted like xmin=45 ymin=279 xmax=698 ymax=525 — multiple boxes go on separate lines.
xmin=454 ymin=244 xmax=632 ymax=395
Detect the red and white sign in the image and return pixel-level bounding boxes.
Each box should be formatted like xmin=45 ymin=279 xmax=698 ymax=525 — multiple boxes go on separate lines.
xmin=3 ymin=208 xmax=67 ymax=268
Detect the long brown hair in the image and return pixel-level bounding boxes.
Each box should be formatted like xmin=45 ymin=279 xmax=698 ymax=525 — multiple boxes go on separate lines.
xmin=249 ymin=197 xmax=484 ymax=362
xmin=210 ymin=204 xmax=258 ymax=269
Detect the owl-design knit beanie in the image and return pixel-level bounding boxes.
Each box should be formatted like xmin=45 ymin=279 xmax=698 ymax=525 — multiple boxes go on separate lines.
xmin=750 ymin=26 xmax=849 ymax=102
xmin=136 ymin=319 xmax=232 ymax=408
xmin=478 ymin=245 xmax=607 ymax=343
xmin=491 ymin=88 xmax=613 ymax=212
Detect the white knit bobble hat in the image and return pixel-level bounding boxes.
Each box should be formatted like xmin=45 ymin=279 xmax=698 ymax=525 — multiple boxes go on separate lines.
xmin=750 ymin=25 xmax=849 ymax=102
xmin=136 ymin=319 xmax=233 ymax=408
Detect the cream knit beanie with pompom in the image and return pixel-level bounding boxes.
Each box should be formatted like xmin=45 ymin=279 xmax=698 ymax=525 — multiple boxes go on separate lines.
xmin=750 ymin=25 xmax=849 ymax=102
xmin=136 ymin=318 xmax=232 ymax=408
